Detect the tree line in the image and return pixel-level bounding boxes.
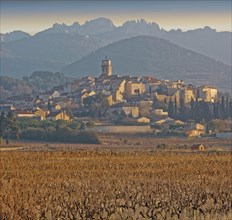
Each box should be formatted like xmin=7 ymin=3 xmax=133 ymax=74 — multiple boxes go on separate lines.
xmin=0 ymin=111 xmax=99 ymax=144
xmin=166 ymin=96 xmax=232 ymax=122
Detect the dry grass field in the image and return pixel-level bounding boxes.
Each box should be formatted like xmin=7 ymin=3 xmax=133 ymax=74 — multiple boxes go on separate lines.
xmin=0 ymin=151 xmax=232 ymax=220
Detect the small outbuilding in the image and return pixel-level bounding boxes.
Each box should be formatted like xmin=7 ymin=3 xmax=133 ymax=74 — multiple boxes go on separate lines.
xmin=137 ymin=117 xmax=150 ymax=124
xmin=191 ymin=144 xmax=205 ymax=151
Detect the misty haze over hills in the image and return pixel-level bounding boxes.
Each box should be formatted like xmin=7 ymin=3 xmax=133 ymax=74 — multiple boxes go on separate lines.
xmin=0 ymin=18 xmax=231 ymax=91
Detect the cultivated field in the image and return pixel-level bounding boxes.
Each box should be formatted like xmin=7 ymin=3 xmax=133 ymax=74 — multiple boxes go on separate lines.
xmin=0 ymin=151 xmax=231 ymax=220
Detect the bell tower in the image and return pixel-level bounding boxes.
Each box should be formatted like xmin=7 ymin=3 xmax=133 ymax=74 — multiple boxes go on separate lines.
xmin=101 ymin=56 xmax=112 ymax=77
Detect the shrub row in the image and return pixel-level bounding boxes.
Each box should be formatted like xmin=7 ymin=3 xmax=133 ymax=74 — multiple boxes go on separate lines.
xmin=20 ymin=127 xmax=100 ymax=144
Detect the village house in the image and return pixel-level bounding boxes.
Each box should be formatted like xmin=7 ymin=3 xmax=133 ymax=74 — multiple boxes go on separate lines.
xmin=112 ymin=90 xmax=124 ymax=103
xmin=152 ymin=117 xmax=175 ymax=132
xmin=110 ymin=79 xmax=126 ymax=103
xmin=180 ymin=88 xmax=195 ymax=104
xmin=126 ymin=81 xmax=145 ymax=97
xmin=75 ymin=92 xmax=90 ymax=105
xmin=79 ymin=90 xmax=96 ymax=103
xmin=0 ymin=104 xmax=16 ymax=112
xmin=151 ymin=108 xmax=168 ymax=117
xmin=169 ymin=120 xmax=186 ymax=131
xmin=119 ymin=116 xmax=150 ymax=125
xmin=33 ymin=108 xmax=48 ymax=120
xmin=184 ymin=123 xmax=205 ymax=137
xmin=137 ymin=116 xmax=150 ymax=124
xmin=106 ymin=95 xmax=113 ymax=106
xmin=152 ymin=118 xmax=187 ymax=134
xmin=9 ymin=95 xmax=34 ymax=109
xmin=154 ymin=93 xmax=168 ymax=103
xmin=32 ymin=97 xmax=42 ymax=105
xmin=46 ymin=110 xmax=70 ymax=121
xmin=110 ymin=102 xmax=139 ymax=118
xmin=14 ymin=110 xmax=36 ymax=118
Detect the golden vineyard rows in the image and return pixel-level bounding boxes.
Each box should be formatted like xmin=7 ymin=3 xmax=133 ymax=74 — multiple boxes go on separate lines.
xmin=0 ymin=151 xmax=232 ymax=220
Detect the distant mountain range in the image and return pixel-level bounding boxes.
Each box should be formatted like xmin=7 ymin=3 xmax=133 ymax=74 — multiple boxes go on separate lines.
xmin=1 ymin=18 xmax=231 ymax=91
xmin=0 ymin=30 xmax=31 ymax=43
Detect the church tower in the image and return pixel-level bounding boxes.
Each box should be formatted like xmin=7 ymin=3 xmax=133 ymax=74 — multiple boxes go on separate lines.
xmin=101 ymin=56 xmax=112 ymax=77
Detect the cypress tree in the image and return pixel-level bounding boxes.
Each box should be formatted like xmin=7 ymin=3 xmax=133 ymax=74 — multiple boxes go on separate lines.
xmin=225 ymin=97 xmax=229 ymax=119
xmin=179 ymin=98 xmax=187 ymax=121
xmin=221 ymin=96 xmax=225 ymax=119
xmin=190 ymin=97 xmax=195 ymax=119
xmin=229 ymin=100 xmax=232 ymax=118
xmin=216 ymin=101 xmax=221 ymax=119
xmin=195 ymin=97 xmax=199 ymax=121
xmin=213 ymin=102 xmax=217 ymax=119
xmin=174 ymin=96 xmax=178 ymax=116
xmin=168 ymin=98 xmax=174 ymax=118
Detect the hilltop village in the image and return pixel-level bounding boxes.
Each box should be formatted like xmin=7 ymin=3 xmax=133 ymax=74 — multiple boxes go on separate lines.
xmin=1 ymin=58 xmax=231 ymax=138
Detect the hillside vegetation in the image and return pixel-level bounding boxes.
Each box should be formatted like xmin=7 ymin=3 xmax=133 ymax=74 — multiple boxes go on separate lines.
xmin=63 ymin=36 xmax=231 ymax=91
xmin=0 ymin=76 xmax=33 ymax=99
xmin=23 ymin=71 xmax=73 ymax=92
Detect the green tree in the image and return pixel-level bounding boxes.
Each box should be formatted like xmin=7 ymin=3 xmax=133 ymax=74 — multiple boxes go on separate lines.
xmin=2 ymin=111 xmax=19 ymax=144
xmin=80 ymin=122 xmax=86 ymax=131
xmin=0 ymin=111 xmax=5 ymax=144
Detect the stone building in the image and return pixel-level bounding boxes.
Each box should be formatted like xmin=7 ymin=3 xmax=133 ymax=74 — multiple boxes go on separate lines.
xmin=126 ymin=81 xmax=145 ymax=97
xmin=180 ymin=88 xmax=195 ymax=104
xmin=198 ymin=86 xmax=217 ymax=103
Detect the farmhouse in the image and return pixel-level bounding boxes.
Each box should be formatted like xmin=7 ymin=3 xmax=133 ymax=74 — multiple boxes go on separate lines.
xmin=191 ymin=144 xmax=205 ymax=151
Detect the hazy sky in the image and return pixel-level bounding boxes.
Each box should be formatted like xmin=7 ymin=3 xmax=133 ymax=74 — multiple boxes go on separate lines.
xmin=1 ymin=0 xmax=231 ymax=34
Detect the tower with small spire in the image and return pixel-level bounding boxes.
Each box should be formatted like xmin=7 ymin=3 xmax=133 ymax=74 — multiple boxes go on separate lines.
xmin=101 ymin=56 xmax=112 ymax=77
